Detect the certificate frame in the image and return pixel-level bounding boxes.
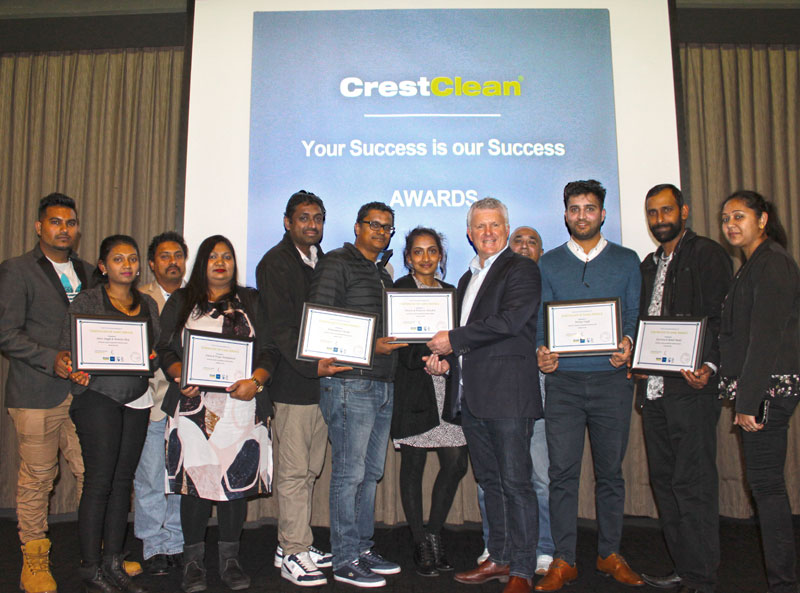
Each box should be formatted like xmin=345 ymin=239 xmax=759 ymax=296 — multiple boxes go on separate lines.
xmin=297 ymin=303 xmax=377 ymax=369
xmin=180 ymin=329 xmax=255 ymax=391
xmin=71 ymin=314 xmax=153 ymax=376
xmin=383 ymin=288 xmax=456 ymax=343
xmin=631 ymin=316 xmax=707 ymax=377
xmin=544 ymin=297 xmax=621 ymax=357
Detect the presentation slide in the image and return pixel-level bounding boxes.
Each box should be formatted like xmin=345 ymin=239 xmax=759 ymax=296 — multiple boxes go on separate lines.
xmin=184 ymin=0 xmax=680 ymax=284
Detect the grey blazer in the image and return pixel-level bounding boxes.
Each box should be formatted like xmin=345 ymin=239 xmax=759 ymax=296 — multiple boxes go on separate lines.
xmin=0 ymin=244 xmax=94 ymax=409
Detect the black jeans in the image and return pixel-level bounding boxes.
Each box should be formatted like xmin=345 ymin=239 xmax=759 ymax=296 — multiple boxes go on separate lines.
xmin=642 ymin=392 xmax=721 ymax=592
xmin=461 ymin=400 xmax=537 ymax=579
xmin=398 ymin=444 xmax=468 ymax=543
xmin=70 ymin=389 xmax=149 ymax=565
xmin=181 ymin=495 xmax=248 ymax=545
xmin=740 ymin=396 xmax=799 ymax=593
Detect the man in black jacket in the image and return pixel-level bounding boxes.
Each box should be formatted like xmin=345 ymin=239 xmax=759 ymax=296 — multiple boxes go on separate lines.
xmin=308 ymin=201 xmax=407 ymax=588
xmin=256 ymin=190 xmax=349 ymax=587
xmin=637 ymin=184 xmax=732 ymax=593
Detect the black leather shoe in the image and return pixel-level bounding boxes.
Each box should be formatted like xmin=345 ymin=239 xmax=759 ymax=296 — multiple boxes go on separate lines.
xmin=146 ymin=554 xmax=170 ymax=576
xmin=413 ymin=540 xmax=438 ymax=577
xmin=641 ymin=572 xmax=681 ymax=589
xmin=426 ymin=532 xmax=454 ymax=572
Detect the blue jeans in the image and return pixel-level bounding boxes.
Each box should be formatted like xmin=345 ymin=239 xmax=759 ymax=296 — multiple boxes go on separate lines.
xmin=462 ymin=401 xmax=537 ymax=579
xmin=133 ymin=417 xmax=183 ymax=559
xmin=319 ymin=377 xmax=393 ymax=570
xmin=545 ymin=369 xmax=632 ymax=565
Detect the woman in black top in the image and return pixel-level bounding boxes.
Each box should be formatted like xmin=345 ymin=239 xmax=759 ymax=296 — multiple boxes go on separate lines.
xmin=718 ymin=191 xmax=800 ymax=593
xmin=391 ymin=227 xmax=468 ymax=576
xmin=61 ymin=235 xmax=160 ymax=593
xmin=156 ymin=235 xmax=278 ymax=593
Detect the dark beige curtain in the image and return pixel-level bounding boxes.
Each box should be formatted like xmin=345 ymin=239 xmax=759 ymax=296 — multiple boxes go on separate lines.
xmin=0 ymin=47 xmax=185 ymax=513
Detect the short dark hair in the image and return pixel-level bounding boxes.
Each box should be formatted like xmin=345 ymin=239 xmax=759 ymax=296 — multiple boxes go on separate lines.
xmin=38 ymin=192 xmax=77 ymax=219
xmin=563 ymin=180 xmax=606 ymax=209
xmin=284 ymin=190 xmax=326 ymax=221
xmin=645 ymin=183 xmax=684 ymax=208
xmin=403 ymin=226 xmax=447 ymax=279
xmin=356 ymin=202 xmax=395 ymax=225
xmin=721 ymin=190 xmax=788 ymax=249
xmin=147 ymin=231 xmax=188 ymax=262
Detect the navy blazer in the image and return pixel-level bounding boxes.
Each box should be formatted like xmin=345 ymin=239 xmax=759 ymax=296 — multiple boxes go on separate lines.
xmin=444 ymin=248 xmax=542 ymax=421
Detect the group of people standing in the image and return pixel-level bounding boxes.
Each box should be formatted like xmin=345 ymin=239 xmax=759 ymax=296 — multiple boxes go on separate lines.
xmin=1 ymin=181 xmax=798 ymax=593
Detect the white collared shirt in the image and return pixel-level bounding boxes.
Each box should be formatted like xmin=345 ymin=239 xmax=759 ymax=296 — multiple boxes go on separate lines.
xmin=296 ymin=244 xmax=319 ymax=269
xmin=566 ymin=235 xmax=608 ymax=262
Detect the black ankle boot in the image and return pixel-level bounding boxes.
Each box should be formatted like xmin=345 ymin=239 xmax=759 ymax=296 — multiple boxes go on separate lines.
xmin=181 ymin=543 xmax=207 ymax=593
xmin=102 ymin=554 xmax=147 ymax=593
xmin=218 ymin=541 xmax=250 ymax=590
xmin=413 ymin=539 xmax=438 ymax=577
xmin=426 ymin=532 xmax=453 ymax=572
xmin=79 ymin=564 xmax=118 ymax=593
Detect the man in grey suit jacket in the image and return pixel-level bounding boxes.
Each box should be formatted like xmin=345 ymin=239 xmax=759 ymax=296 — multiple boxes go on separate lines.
xmin=133 ymin=231 xmax=187 ymax=576
xmin=0 ymin=193 xmax=94 ymax=593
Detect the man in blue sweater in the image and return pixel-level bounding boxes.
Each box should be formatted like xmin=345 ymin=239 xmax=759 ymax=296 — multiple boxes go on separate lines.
xmin=534 ymin=180 xmax=643 ymax=592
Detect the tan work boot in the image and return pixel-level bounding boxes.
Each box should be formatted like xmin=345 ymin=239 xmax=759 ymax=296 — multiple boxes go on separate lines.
xmin=123 ymin=560 xmax=143 ymax=576
xmin=20 ymin=538 xmax=57 ymax=593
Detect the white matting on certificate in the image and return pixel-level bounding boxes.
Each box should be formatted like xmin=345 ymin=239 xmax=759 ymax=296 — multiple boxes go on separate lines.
xmin=181 ymin=329 xmax=254 ymax=391
xmin=71 ymin=314 xmax=152 ymax=376
xmin=384 ymin=288 xmax=455 ymax=342
xmin=544 ymin=298 xmax=621 ymax=357
xmin=297 ymin=303 xmax=377 ymax=369
xmin=631 ymin=316 xmax=706 ymax=377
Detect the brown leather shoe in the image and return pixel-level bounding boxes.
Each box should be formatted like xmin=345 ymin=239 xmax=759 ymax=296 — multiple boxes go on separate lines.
xmin=503 ymin=576 xmax=533 ymax=593
xmin=454 ymin=559 xmax=510 ymax=584
xmin=534 ymin=558 xmax=577 ymax=591
xmin=596 ymin=553 xmax=644 ymax=586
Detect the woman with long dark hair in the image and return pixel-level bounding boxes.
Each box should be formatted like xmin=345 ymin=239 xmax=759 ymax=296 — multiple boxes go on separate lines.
xmin=391 ymin=227 xmax=468 ymax=576
xmin=156 ymin=235 xmax=278 ymax=592
xmin=718 ymin=191 xmax=800 ymax=593
xmin=61 ymin=235 xmax=160 ymax=593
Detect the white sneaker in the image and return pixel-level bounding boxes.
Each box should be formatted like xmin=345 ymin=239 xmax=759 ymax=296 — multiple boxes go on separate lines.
xmin=476 ymin=547 xmax=490 ymax=565
xmin=536 ymin=554 xmax=554 ymax=575
xmin=281 ymin=552 xmax=328 ymax=587
xmin=274 ymin=545 xmax=333 ymax=569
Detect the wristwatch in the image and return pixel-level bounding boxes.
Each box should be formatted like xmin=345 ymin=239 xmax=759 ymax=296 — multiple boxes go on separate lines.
xmin=250 ymin=377 xmax=264 ymax=393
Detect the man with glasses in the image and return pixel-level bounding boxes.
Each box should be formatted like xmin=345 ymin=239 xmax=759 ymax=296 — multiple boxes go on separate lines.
xmin=308 ymin=202 xmax=407 ymax=588
xmin=534 ymin=180 xmax=642 ymax=591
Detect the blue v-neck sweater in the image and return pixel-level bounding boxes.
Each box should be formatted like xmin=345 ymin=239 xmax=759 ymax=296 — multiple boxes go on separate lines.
xmin=537 ymin=241 xmax=641 ymax=372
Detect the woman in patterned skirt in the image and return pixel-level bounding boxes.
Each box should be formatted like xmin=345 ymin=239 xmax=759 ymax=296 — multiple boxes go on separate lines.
xmin=156 ymin=235 xmax=278 ymax=592
xmin=391 ymin=227 xmax=468 ymax=577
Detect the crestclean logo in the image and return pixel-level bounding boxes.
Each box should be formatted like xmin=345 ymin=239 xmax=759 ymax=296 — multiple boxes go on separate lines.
xmin=340 ymin=76 xmax=523 ymax=98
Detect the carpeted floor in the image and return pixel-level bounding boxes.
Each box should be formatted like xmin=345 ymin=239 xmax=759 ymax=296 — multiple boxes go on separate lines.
xmin=1 ymin=515 xmax=797 ymax=592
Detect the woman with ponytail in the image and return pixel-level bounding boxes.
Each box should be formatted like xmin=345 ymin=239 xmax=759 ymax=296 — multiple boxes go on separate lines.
xmin=718 ymin=191 xmax=800 ymax=593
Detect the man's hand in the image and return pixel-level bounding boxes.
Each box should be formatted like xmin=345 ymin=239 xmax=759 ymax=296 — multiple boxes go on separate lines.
xmin=423 ymin=354 xmax=450 ymax=376
xmin=318 ymin=357 xmax=354 ymax=377
xmin=375 ymin=336 xmax=408 ymax=356
xmin=227 ymin=379 xmax=257 ymax=401
xmin=609 ymin=336 xmax=632 ymax=368
xmin=426 ymin=331 xmax=453 ymax=356
xmin=55 ymin=350 xmax=72 ymax=379
xmin=734 ymin=413 xmax=763 ymax=432
xmin=537 ymin=346 xmax=559 ymax=373
xmin=681 ymin=364 xmax=712 ymax=390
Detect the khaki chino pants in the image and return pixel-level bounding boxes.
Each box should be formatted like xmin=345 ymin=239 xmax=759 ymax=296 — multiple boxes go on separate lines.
xmin=8 ymin=395 xmax=84 ymax=543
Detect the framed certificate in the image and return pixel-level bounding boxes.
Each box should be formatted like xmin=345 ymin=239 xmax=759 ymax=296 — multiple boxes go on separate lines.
xmin=181 ymin=329 xmax=255 ymax=391
xmin=297 ymin=303 xmax=377 ymax=369
xmin=544 ymin=298 xmax=621 ymax=357
xmin=383 ymin=288 xmax=456 ymax=342
xmin=71 ymin=314 xmax=153 ymax=376
xmin=631 ymin=316 xmax=707 ymax=376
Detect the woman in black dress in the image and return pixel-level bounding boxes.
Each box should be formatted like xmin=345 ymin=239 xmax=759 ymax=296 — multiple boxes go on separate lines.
xmin=718 ymin=191 xmax=800 ymax=593
xmin=391 ymin=227 xmax=468 ymax=576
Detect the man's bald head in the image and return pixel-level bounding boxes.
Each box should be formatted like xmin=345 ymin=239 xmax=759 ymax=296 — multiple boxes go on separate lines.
xmin=510 ymin=226 xmax=543 ymax=262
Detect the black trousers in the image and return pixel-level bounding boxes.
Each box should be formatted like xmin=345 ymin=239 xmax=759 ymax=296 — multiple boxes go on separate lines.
xmin=642 ymin=391 xmax=721 ymax=593
xmin=181 ymin=495 xmax=248 ymax=546
xmin=70 ymin=389 xmax=149 ymax=566
xmin=740 ymin=396 xmax=799 ymax=593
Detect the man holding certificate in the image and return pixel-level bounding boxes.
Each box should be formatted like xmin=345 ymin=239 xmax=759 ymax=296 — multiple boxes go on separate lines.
xmin=636 ymin=184 xmax=732 ymax=593
xmin=426 ymin=197 xmax=542 ymax=593
xmin=308 ymin=201 xmax=407 ymax=588
xmin=535 ymin=180 xmax=643 ymax=591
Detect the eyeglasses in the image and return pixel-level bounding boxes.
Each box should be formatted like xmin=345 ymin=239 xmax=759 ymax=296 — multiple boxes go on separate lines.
xmin=360 ymin=220 xmax=395 ymax=234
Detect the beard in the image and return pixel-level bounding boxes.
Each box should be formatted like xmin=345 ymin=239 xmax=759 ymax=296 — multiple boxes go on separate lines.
xmin=566 ymin=220 xmax=602 ymax=242
xmin=649 ymin=221 xmax=682 ymax=243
